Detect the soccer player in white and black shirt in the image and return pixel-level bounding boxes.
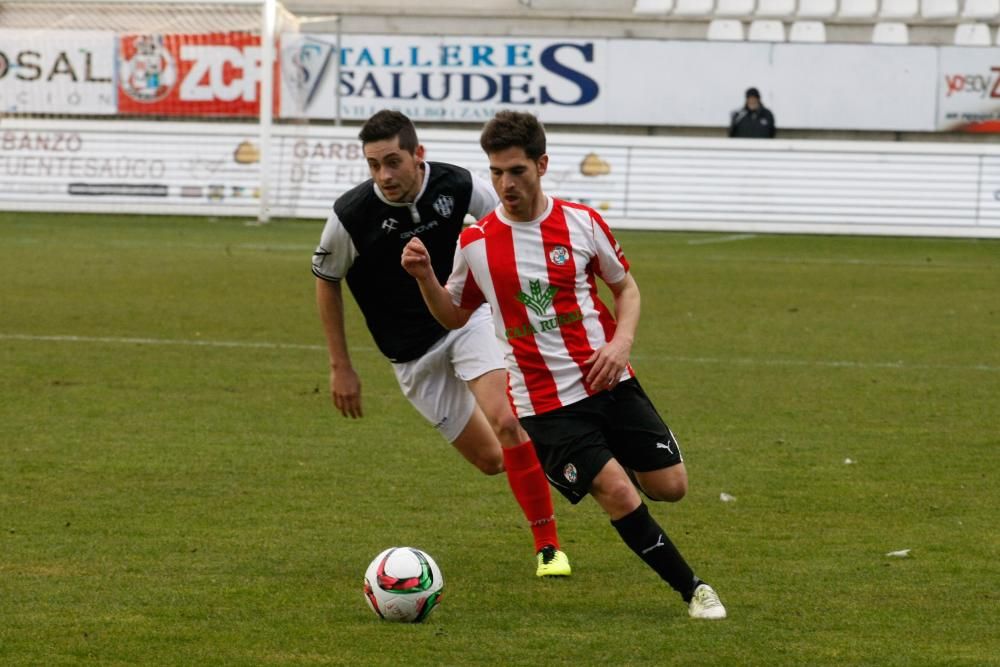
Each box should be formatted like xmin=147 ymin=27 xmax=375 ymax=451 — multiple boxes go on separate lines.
xmin=313 ymin=110 xmax=570 ymax=577
xmin=403 ymin=111 xmax=726 ymax=619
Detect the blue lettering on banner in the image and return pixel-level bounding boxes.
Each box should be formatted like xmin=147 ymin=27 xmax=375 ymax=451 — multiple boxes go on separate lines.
xmin=330 ymin=41 xmax=600 ymax=110
xmin=502 ymin=74 xmax=534 ymax=104
xmin=470 ymin=45 xmax=494 ymax=67
xmin=539 ymin=43 xmax=598 ymax=106
xmin=441 ymin=44 xmax=462 ymax=67
xmin=462 ymin=73 xmax=497 ymax=102
xmin=382 ymin=47 xmax=403 ymax=67
xmin=506 ymin=44 xmax=533 ymax=67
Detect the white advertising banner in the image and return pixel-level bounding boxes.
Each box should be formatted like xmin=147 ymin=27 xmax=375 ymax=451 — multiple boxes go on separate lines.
xmin=2 ymin=119 xmax=999 ymax=238
xmin=0 ymin=121 xmax=262 ymax=216
xmin=0 ymin=30 xmax=117 ymax=115
xmin=0 ymin=28 xmax=988 ymax=133
xmin=937 ymin=47 xmax=1000 ymax=132
xmin=279 ymin=34 xmax=939 ymax=131
xmin=279 ymin=34 xmax=605 ymax=124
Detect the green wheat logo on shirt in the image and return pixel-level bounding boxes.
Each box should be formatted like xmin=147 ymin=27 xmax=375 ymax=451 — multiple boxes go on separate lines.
xmin=517 ymin=280 xmax=557 ymax=316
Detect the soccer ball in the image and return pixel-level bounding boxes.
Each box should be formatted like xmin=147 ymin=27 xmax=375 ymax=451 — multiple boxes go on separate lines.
xmin=363 ymin=547 xmax=444 ymax=623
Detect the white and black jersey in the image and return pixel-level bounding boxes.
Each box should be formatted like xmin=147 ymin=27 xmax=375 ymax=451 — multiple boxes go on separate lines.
xmin=312 ymin=161 xmax=498 ymax=363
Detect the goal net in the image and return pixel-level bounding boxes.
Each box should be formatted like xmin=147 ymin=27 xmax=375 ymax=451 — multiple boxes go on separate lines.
xmin=0 ymin=0 xmax=302 ymax=220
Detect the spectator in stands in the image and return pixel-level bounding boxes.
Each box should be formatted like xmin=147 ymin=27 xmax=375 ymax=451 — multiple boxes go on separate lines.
xmin=729 ymin=87 xmax=776 ymax=139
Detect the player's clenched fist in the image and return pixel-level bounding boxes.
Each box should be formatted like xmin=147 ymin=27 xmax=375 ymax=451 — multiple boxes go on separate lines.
xmin=401 ymin=237 xmax=434 ymax=281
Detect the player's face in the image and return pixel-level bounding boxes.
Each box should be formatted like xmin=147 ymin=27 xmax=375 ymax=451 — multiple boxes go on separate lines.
xmin=364 ymin=137 xmax=425 ymax=203
xmin=488 ymin=147 xmax=549 ymax=222
xmin=747 ymin=96 xmax=760 ymax=111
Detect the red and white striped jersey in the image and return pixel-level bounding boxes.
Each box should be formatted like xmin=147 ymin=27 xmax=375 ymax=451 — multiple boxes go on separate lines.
xmin=446 ymin=196 xmax=636 ymax=418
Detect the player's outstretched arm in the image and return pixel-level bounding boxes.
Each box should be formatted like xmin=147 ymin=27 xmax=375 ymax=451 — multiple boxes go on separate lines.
xmin=584 ymin=273 xmax=641 ymax=392
xmin=316 ymin=277 xmax=363 ymax=418
xmin=401 ymin=237 xmax=473 ymax=330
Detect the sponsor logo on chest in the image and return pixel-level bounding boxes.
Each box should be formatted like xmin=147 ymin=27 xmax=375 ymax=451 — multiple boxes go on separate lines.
xmin=382 ymin=216 xmax=440 ymax=240
xmin=506 ymin=279 xmax=582 ymax=340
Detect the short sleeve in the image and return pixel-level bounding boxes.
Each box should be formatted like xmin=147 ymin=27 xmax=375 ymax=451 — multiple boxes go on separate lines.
xmin=591 ymin=210 xmax=630 ymax=284
xmin=445 ymin=244 xmax=485 ymax=310
xmin=467 ymin=173 xmax=499 ymax=221
xmin=311 ymin=210 xmax=358 ymax=281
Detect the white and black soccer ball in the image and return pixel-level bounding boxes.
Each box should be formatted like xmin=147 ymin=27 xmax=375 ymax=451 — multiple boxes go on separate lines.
xmin=363 ymin=547 xmax=444 ymax=623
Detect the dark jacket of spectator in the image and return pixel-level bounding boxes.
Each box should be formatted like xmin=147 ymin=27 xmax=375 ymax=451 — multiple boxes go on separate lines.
xmin=729 ymin=88 xmax=776 ymax=138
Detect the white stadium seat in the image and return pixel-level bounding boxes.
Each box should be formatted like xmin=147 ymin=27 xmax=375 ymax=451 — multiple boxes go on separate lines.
xmin=920 ymin=0 xmax=960 ymax=17
xmin=961 ymin=0 xmax=1000 ymax=18
xmin=872 ymin=21 xmax=910 ymax=42
xmin=797 ymin=0 xmax=837 ymax=16
xmin=748 ymin=18 xmax=787 ymax=39
xmin=789 ymin=19 xmax=827 ymax=40
xmin=715 ymin=0 xmax=755 ymax=15
xmin=839 ymin=0 xmax=878 ymax=16
xmin=755 ymin=0 xmax=796 ymax=15
xmin=879 ymin=0 xmax=918 ymax=16
xmin=953 ymin=22 xmax=992 ymax=43
xmin=673 ymin=0 xmax=715 ymax=14
xmin=707 ymin=18 xmax=746 ymax=38
xmin=633 ymin=0 xmax=676 ymax=13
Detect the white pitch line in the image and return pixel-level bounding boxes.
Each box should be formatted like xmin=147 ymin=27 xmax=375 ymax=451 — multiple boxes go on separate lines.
xmin=686 ymin=233 xmax=757 ymax=246
xmin=0 ymin=333 xmax=325 ymax=352
xmin=3 ymin=333 xmax=997 ymax=373
xmin=7 ymin=238 xmax=313 ymax=253
xmin=634 ymin=353 xmax=1000 ymax=373
xmin=701 ymin=254 xmax=994 ymax=270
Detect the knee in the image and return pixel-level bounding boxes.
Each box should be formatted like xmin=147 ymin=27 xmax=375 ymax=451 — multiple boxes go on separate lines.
xmin=592 ymin=473 xmax=643 ymax=517
xmin=488 ymin=411 xmax=523 ymax=448
xmin=473 ymin=453 xmax=504 ymax=476
xmin=648 ymin=477 xmax=688 ymax=502
xmin=638 ymin=468 xmax=688 ymax=502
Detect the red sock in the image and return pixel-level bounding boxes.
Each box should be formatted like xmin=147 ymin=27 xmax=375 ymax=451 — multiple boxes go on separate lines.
xmin=503 ymin=440 xmax=560 ymax=553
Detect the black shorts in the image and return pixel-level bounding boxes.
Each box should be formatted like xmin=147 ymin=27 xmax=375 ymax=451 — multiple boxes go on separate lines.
xmin=519 ymin=378 xmax=684 ymax=504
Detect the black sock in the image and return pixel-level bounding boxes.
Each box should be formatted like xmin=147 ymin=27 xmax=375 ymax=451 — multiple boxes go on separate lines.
xmin=611 ymin=503 xmax=698 ymax=602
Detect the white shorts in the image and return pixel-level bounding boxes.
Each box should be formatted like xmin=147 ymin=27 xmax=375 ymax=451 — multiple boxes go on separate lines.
xmin=391 ymin=304 xmax=505 ymax=443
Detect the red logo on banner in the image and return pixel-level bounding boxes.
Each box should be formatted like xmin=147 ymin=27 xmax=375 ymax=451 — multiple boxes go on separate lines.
xmin=118 ymin=33 xmax=273 ymax=117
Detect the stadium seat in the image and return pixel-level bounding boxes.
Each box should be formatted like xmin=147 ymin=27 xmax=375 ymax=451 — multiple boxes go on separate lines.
xmin=872 ymin=21 xmax=909 ymax=42
xmin=879 ymin=0 xmax=918 ymax=16
xmin=920 ymin=0 xmax=960 ymax=17
xmin=707 ymin=18 xmax=746 ymax=38
xmin=953 ymin=21 xmax=992 ymax=43
xmin=789 ymin=19 xmax=828 ymax=40
xmin=748 ymin=18 xmax=787 ymax=39
xmin=673 ymin=0 xmax=715 ymax=14
xmin=797 ymin=0 xmax=837 ymax=16
xmin=961 ymin=0 xmax=1000 ymax=18
xmin=838 ymin=0 xmax=878 ymax=16
xmin=755 ymin=0 xmax=796 ymax=15
xmin=633 ymin=0 xmax=676 ymax=13
xmin=716 ymin=0 xmax=755 ymax=15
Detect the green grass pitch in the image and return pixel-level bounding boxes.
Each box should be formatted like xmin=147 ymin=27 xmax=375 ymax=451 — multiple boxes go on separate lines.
xmin=1 ymin=212 xmax=998 ymax=666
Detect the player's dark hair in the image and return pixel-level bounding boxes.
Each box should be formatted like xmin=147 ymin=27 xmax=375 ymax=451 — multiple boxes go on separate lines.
xmin=359 ymin=110 xmax=419 ymax=153
xmin=480 ymin=111 xmax=546 ymax=161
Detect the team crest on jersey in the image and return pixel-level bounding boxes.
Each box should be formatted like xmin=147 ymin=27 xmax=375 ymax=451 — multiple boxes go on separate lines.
xmin=549 ymin=245 xmax=570 ymax=266
xmin=382 ymin=218 xmax=399 ymax=233
xmin=563 ymin=463 xmax=578 ymax=484
xmin=432 ymin=194 xmax=455 ymax=218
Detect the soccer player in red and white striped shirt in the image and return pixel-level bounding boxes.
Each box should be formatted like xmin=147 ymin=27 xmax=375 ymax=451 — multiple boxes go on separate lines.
xmin=402 ymin=111 xmax=726 ymax=620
